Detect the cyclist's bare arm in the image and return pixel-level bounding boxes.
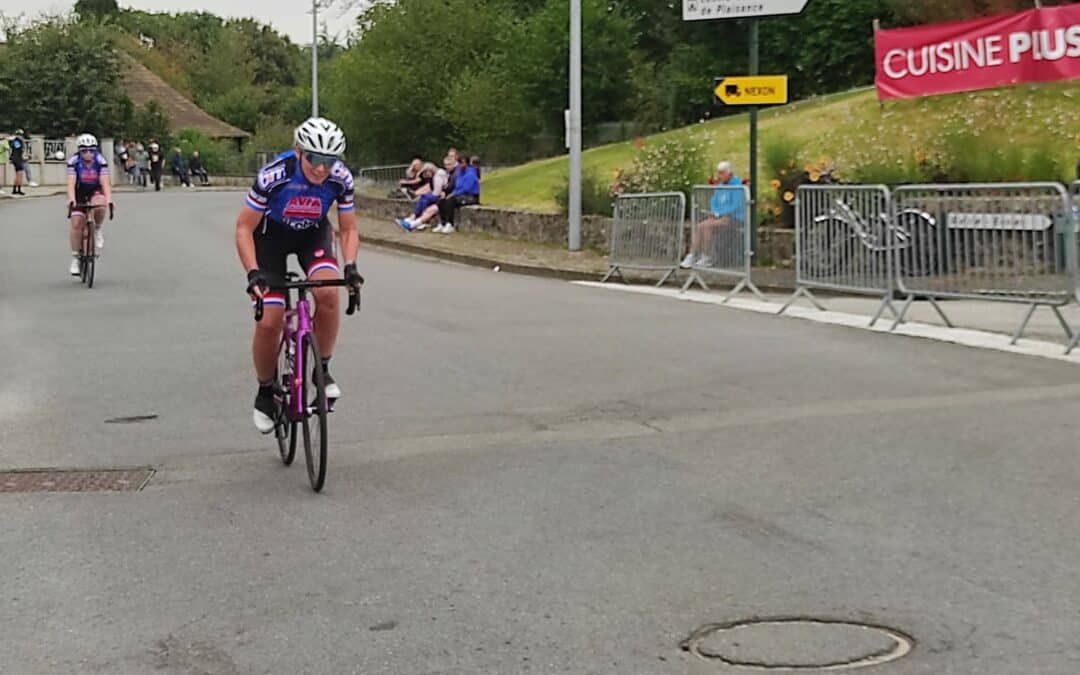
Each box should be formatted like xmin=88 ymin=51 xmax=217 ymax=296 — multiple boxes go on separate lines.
xmin=66 ymin=175 xmax=76 ymax=205
xmin=100 ymin=172 xmax=112 ymax=204
xmin=338 ymin=207 xmax=359 ymax=264
xmin=235 ymin=208 xmax=264 ymax=295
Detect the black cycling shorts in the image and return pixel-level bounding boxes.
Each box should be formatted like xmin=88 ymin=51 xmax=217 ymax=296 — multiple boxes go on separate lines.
xmin=253 ymin=218 xmax=339 ymax=308
xmin=71 ymin=185 xmax=105 ymax=215
xmin=10 ymin=158 xmax=25 ymax=171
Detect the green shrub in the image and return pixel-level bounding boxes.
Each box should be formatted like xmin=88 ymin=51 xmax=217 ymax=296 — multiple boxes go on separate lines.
xmin=555 ymin=170 xmax=616 ymax=216
xmin=612 ymin=136 xmax=708 ymax=202
xmin=762 ymin=133 xmax=803 ymax=181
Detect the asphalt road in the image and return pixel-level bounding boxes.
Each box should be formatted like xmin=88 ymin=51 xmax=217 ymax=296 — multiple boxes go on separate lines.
xmin=2 ymin=192 xmax=1079 ymax=674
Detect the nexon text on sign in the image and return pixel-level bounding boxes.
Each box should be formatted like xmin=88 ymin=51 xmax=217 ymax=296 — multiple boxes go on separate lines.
xmin=874 ymin=5 xmax=1080 ymax=100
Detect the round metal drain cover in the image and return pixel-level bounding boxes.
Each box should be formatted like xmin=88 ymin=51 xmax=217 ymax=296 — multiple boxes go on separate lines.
xmin=683 ymin=618 xmax=912 ymax=671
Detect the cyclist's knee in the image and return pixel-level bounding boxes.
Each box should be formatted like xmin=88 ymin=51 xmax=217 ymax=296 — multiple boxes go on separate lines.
xmin=254 ymin=307 xmax=284 ymax=334
xmin=312 ymin=287 xmax=339 ymax=309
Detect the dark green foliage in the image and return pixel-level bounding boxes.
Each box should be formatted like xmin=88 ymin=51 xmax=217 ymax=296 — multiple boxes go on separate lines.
xmin=555 ymin=171 xmax=616 ymax=216
xmin=0 ymin=18 xmax=131 ymax=136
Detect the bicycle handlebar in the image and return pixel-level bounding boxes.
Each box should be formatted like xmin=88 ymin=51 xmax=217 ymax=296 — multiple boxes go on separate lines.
xmin=253 ymin=278 xmax=361 ymax=322
xmin=68 ymin=202 xmax=115 ymax=220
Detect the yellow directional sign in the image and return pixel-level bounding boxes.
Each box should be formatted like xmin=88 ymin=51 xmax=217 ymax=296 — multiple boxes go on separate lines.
xmin=713 ymin=76 xmax=788 ymax=105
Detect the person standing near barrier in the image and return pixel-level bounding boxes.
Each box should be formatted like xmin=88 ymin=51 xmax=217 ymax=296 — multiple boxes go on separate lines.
xmin=681 ymin=161 xmax=745 ymax=268
xmin=0 ymin=136 xmax=8 ymax=194
xmin=148 ymin=141 xmax=164 ymax=191
xmin=8 ymin=130 xmax=27 ymax=196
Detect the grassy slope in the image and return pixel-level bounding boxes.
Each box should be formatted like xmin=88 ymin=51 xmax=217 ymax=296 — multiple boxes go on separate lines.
xmin=481 ymin=82 xmax=1080 ymax=213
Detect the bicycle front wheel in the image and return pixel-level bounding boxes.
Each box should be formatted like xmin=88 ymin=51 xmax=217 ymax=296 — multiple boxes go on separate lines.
xmin=83 ymin=224 xmax=95 ymax=288
xmin=300 ymin=333 xmax=328 ymax=492
xmin=86 ymin=250 xmax=96 ymax=289
xmin=275 ymin=337 xmax=296 ymax=466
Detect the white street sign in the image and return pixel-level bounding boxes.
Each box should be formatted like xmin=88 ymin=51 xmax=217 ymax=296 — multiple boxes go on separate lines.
xmin=683 ymin=0 xmax=809 ymax=21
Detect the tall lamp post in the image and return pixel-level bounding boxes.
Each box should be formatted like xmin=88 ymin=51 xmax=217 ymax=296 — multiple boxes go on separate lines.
xmin=311 ymin=0 xmax=320 ymax=116
xmin=568 ymin=0 xmax=582 ymax=251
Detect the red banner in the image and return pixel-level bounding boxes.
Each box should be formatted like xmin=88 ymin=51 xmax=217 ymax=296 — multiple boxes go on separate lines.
xmin=875 ymin=4 xmax=1080 ymax=100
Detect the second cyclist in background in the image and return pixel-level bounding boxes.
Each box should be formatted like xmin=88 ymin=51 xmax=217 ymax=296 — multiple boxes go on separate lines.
xmin=66 ymin=134 xmax=113 ymax=276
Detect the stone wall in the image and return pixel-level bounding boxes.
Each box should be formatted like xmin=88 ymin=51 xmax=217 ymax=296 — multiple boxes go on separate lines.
xmin=355 ymin=195 xmax=613 ymax=251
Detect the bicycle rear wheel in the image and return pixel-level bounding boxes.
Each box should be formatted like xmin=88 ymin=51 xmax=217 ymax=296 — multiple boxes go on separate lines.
xmin=83 ymin=223 xmax=96 ymax=288
xmin=275 ymin=337 xmax=296 ymax=466
xmin=300 ymin=333 xmax=328 ymax=491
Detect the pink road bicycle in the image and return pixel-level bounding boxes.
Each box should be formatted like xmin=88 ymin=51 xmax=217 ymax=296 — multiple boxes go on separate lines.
xmin=254 ymin=272 xmax=360 ymax=492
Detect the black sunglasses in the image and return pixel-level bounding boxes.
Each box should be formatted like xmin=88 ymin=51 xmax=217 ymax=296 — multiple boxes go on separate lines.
xmin=304 ymin=151 xmax=338 ymax=168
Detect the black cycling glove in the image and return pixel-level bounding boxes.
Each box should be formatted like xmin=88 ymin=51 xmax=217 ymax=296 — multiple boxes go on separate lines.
xmin=246 ymin=269 xmax=269 ymax=298
xmin=343 ymin=263 xmax=364 ymax=290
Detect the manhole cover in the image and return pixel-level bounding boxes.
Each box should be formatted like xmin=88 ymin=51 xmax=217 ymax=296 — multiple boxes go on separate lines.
xmin=682 ymin=618 xmax=913 ymax=671
xmin=0 ymin=468 xmax=154 ymax=493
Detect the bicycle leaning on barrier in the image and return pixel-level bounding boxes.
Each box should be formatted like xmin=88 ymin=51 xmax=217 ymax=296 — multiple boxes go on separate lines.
xmin=801 ymin=195 xmax=937 ymax=278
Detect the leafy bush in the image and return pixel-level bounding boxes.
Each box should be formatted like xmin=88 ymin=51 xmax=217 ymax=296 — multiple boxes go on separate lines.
xmin=555 ymin=170 xmax=616 ymax=216
xmin=942 ymin=129 xmax=1067 ymax=182
xmin=612 ymin=136 xmax=709 ymax=203
xmin=762 ymin=134 xmax=804 ymax=182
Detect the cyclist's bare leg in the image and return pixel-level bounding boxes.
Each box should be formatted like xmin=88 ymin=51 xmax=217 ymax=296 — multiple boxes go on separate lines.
xmin=309 ymin=267 xmax=340 ymax=359
xmin=252 ymin=306 xmax=284 ymax=382
xmin=69 ymin=212 xmax=87 ymax=251
xmin=90 ymin=193 xmax=108 ymax=227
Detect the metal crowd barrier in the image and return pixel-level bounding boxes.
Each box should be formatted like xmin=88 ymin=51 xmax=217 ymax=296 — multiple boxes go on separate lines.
xmin=681 ymin=185 xmax=764 ymax=301
xmin=357 ymin=164 xmax=411 ymax=187
xmin=892 ymin=183 xmax=1076 ymax=345
xmin=602 ymin=192 xmax=686 ymax=287
xmin=43 ymin=139 xmax=67 ymax=161
xmin=779 ymin=185 xmax=900 ymax=325
xmin=1063 ymin=181 xmax=1080 ymax=353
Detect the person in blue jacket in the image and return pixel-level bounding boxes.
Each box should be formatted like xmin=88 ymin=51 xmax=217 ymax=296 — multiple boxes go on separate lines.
xmin=681 ymin=161 xmax=745 ymax=268
xmin=434 ymin=155 xmax=480 ymax=234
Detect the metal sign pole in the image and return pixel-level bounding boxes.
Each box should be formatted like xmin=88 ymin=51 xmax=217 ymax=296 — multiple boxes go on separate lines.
xmin=311 ymin=0 xmax=319 ymax=117
xmin=568 ymin=0 xmax=583 ymax=251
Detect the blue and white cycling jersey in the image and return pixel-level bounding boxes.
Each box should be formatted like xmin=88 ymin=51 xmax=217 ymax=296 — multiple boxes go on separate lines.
xmin=66 ymin=151 xmax=110 ymax=188
xmin=245 ymin=151 xmax=354 ymax=231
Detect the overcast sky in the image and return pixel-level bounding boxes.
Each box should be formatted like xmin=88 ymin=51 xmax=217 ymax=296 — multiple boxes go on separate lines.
xmin=1 ymin=0 xmax=363 ymax=44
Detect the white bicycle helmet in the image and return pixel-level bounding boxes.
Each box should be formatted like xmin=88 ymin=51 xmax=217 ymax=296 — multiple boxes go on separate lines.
xmin=294 ymin=117 xmax=346 ymax=156
xmin=77 ymin=133 xmax=98 ymax=149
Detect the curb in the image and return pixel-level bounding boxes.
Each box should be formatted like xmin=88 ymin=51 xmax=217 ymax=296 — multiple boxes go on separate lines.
xmin=360 ymin=234 xmax=607 ymax=282
xmin=360 ymin=233 xmax=801 ymax=293
xmin=0 ymin=185 xmax=246 ymax=204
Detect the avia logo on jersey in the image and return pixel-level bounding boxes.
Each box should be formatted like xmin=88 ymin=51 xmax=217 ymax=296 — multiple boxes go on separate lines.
xmin=283 ymin=196 xmax=324 ymax=225
xmin=78 ymin=169 xmax=100 ymax=184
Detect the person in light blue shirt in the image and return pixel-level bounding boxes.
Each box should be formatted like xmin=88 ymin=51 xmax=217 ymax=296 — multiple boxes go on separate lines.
xmin=682 ymin=161 xmax=745 ymax=268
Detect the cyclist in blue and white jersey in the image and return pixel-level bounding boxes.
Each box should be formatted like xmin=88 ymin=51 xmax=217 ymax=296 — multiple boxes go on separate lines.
xmin=66 ymin=133 xmax=113 ymax=276
xmin=235 ymin=117 xmax=364 ymax=433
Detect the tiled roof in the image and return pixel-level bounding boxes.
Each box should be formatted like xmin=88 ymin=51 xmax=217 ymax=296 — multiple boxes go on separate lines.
xmin=121 ymin=54 xmax=251 ymax=139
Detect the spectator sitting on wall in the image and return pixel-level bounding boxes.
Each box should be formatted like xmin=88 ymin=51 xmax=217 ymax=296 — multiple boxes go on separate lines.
xmin=433 ymin=156 xmax=480 ymax=234
xmin=681 ymin=161 xmax=745 ymax=269
xmin=170 ymin=148 xmax=192 ymax=188
xmin=396 ymin=157 xmax=426 ymax=199
xmin=396 ymin=159 xmax=453 ymax=232
xmin=188 ymin=150 xmax=210 ymax=185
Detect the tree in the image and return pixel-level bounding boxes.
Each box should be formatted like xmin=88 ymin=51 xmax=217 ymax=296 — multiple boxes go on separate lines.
xmin=74 ymin=0 xmax=120 ymax=19
xmin=883 ymin=0 xmax=1071 ymax=25
xmin=128 ymin=100 xmax=172 ymax=145
xmin=324 ymin=0 xmax=514 ymax=162
xmin=0 ymin=18 xmax=131 ymax=136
